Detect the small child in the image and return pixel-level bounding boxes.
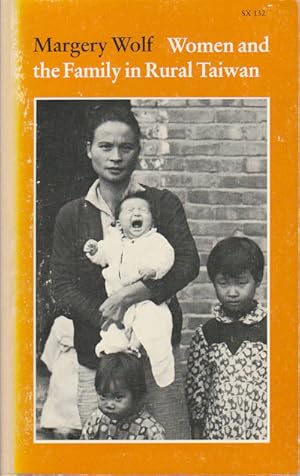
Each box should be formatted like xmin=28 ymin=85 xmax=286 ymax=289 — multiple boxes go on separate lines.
xmin=185 ymin=236 xmax=267 ymax=440
xmin=84 ymin=193 xmax=175 ymax=388
xmin=80 ymin=352 xmax=166 ymax=440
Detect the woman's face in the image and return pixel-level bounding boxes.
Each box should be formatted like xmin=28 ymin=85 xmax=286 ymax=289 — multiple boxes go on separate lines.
xmin=87 ymin=121 xmax=140 ymax=185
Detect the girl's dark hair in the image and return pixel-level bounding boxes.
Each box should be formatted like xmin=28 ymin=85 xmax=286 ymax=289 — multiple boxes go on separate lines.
xmin=115 ymin=192 xmax=154 ymax=222
xmin=207 ymin=236 xmax=265 ymax=283
xmin=95 ymin=352 xmax=147 ymax=403
xmin=85 ymin=103 xmax=141 ymax=143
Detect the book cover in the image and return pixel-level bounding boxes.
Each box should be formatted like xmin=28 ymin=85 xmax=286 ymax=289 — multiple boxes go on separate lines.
xmin=0 ymin=0 xmax=298 ymax=474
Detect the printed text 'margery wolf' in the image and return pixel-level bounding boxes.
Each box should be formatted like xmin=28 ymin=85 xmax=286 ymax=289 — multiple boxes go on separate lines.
xmin=33 ymin=36 xmax=155 ymax=57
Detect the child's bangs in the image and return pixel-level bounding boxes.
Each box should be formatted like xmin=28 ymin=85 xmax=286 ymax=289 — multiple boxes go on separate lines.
xmin=95 ymin=353 xmax=147 ymax=401
xmin=207 ymin=237 xmax=265 ymax=282
xmin=96 ymin=367 xmax=128 ymax=395
xmin=218 ymin=251 xmax=251 ymax=278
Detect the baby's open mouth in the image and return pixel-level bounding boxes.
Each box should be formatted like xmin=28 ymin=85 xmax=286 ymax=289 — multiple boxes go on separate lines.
xmin=131 ymin=218 xmax=143 ymax=229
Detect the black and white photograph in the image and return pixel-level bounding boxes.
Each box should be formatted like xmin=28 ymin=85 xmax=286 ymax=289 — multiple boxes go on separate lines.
xmin=35 ymin=98 xmax=268 ymax=442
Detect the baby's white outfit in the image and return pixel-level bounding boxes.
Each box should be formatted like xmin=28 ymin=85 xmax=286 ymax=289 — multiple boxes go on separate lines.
xmin=89 ymin=226 xmax=175 ymax=387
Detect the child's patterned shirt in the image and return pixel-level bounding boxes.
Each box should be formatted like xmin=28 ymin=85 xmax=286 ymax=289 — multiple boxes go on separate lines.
xmin=185 ymin=301 xmax=267 ymax=440
xmin=80 ymin=406 xmax=165 ymax=440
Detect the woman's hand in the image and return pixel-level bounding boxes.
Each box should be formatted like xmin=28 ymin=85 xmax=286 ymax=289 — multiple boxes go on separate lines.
xmin=99 ymin=281 xmax=152 ymax=322
xmin=99 ymin=288 xmax=129 ymax=322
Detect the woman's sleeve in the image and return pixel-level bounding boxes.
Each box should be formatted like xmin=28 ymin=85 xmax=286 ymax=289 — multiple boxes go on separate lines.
xmin=144 ymin=191 xmax=200 ymax=304
xmin=185 ymin=327 xmax=211 ymax=424
xmin=50 ymin=203 xmax=103 ymax=329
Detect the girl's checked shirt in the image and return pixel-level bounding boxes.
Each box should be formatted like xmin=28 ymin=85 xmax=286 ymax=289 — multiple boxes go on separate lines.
xmin=185 ymin=301 xmax=267 ymax=440
xmin=81 ymin=406 xmax=165 ymax=440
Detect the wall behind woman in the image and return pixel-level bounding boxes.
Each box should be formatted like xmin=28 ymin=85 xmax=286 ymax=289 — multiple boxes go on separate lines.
xmin=36 ymin=98 xmax=267 ymax=360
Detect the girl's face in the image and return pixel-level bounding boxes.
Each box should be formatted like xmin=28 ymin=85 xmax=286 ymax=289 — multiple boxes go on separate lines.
xmin=118 ymin=197 xmax=153 ymax=239
xmin=214 ymin=269 xmax=259 ymax=318
xmin=97 ymin=381 xmax=135 ymax=420
xmin=87 ymin=121 xmax=140 ymax=186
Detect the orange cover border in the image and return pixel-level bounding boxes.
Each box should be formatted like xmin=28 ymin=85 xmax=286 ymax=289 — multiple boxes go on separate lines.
xmin=2 ymin=0 xmax=298 ymax=473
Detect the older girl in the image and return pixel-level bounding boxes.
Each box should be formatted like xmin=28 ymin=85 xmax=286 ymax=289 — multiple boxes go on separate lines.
xmin=185 ymin=237 xmax=267 ymax=440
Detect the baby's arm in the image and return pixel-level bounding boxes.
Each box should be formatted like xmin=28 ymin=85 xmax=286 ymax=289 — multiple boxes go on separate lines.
xmin=83 ymin=239 xmax=98 ymax=256
xmin=83 ymin=239 xmax=107 ymax=266
xmin=142 ymin=191 xmax=200 ymax=306
xmin=139 ymin=233 xmax=175 ymax=280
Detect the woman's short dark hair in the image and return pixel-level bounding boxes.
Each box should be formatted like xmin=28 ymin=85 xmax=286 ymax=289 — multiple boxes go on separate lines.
xmin=207 ymin=236 xmax=265 ymax=283
xmin=85 ymin=104 xmax=141 ymax=144
xmin=95 ymin=352 xmax=147 ymax=403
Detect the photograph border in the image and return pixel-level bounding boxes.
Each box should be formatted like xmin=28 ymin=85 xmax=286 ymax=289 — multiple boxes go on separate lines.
xmin=33 ymin=95 xmax=270 ymax=445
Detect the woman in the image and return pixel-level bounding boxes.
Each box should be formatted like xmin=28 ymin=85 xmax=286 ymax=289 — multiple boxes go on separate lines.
xmin=50 ymin=104 xmax=200 ymax=439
